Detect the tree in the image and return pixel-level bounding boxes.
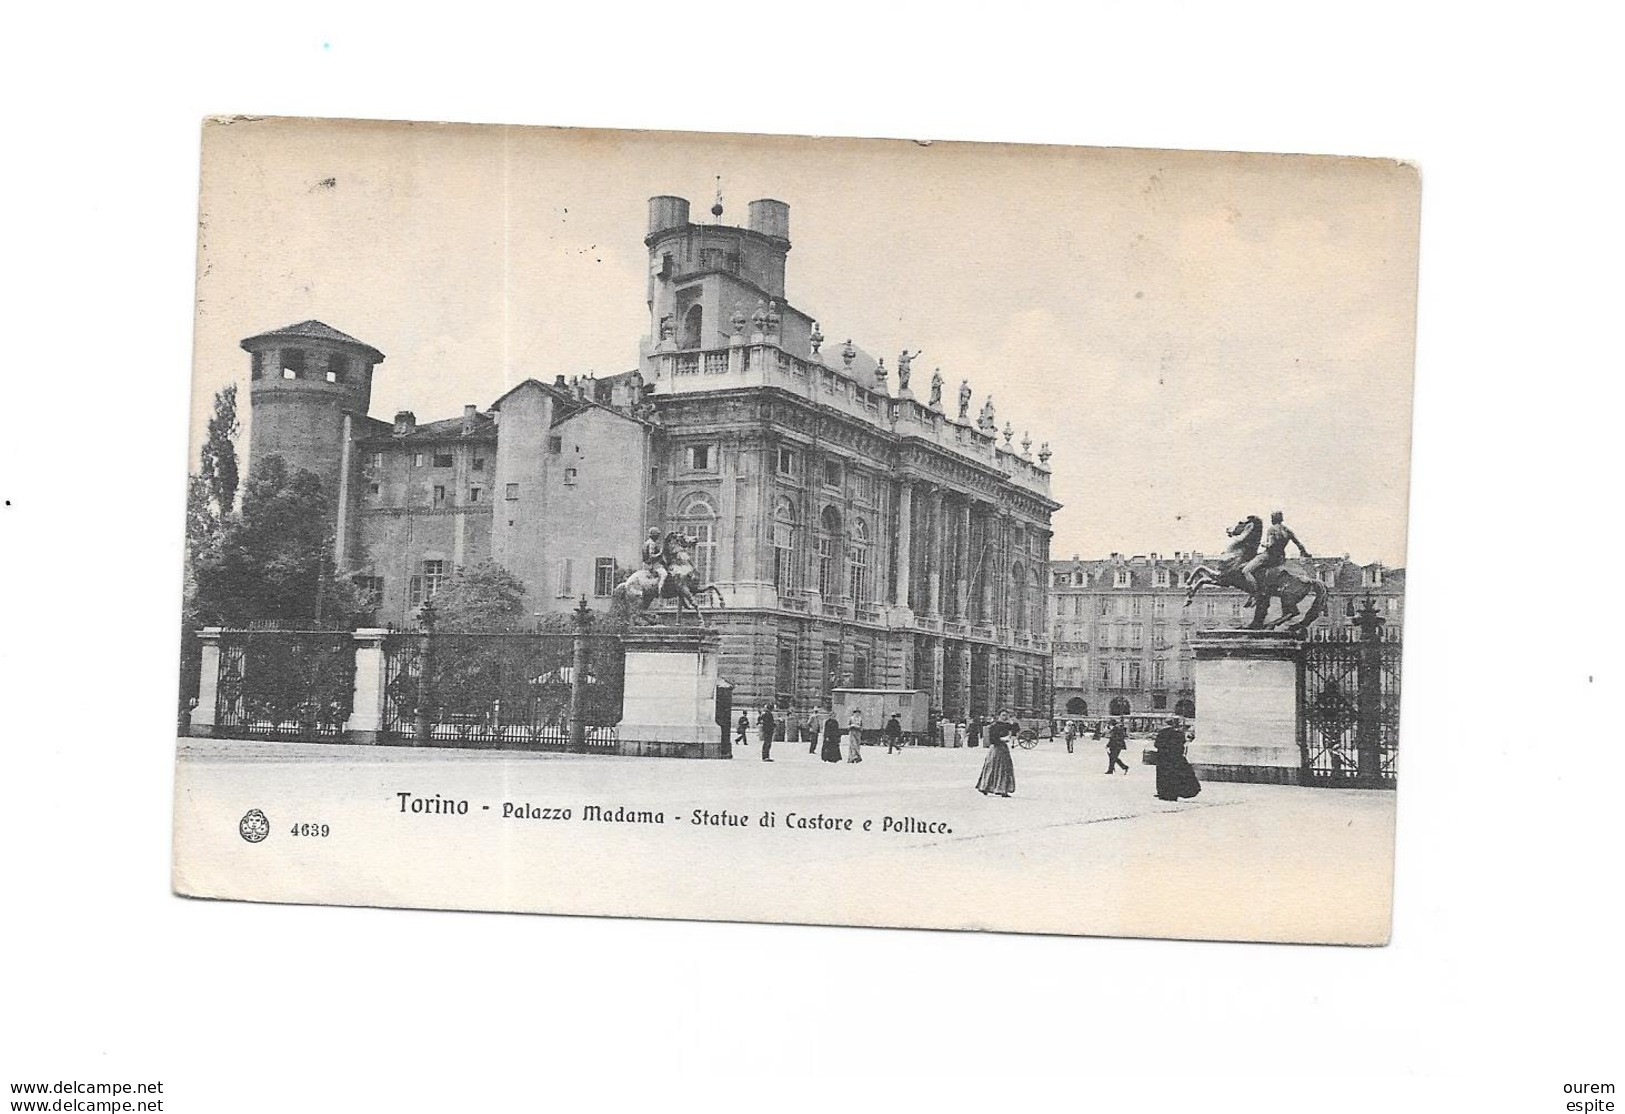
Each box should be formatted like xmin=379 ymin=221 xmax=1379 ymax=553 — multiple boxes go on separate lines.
xmin=180 ymin=385 xmax=241 ymax=713
xmin=198 ymin=384 xmax=240 ymax=523
xmin=430 ymin=561 xmax=528 ymax=633
xmin=191 ymin=454 xmax=367 ymax=628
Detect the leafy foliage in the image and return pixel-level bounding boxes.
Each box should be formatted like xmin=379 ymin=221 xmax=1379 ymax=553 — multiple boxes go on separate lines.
xmin=190 ymin=454 xmax=368 ymax=628
xmin=429 ymin=561 xmax=529 ymax=633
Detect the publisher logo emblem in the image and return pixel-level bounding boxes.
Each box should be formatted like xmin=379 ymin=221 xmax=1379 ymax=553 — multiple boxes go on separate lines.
xmin=239 ymin=809 xmax=270 ymax=844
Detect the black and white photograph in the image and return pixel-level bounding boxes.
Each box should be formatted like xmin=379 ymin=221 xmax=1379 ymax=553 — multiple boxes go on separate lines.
xmin=5 ymin=8 xmax=1620 ymax=1110
xmin=173 ymin=119 xmax=1417 ymax=943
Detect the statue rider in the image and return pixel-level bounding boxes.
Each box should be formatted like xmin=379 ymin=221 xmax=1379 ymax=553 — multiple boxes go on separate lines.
xmin=641 ymin=527 xmax=668 ymax=594
xmin=1241 ymin=510 xmax=1310 ymax=602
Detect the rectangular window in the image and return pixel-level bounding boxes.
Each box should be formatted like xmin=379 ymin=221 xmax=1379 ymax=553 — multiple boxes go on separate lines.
xmin=772 ymin=524 xmax=796 ymax=592
xmin=776 ymin=448 xmax=798 ymax=477
xmin=472 ymin=457 xmax=486 ymax=472
xmin=1152 ymin=659 xmax=1166 ymax=687
xmin=1363 ymin=566 xmax=1385 ymax=587
xmin=433 ymin=453 xmax=453 ymax=468
xmin=594 ymin=557 xmax=616 ymax=598
xmin=420 ymin=559 xmax=447 ymax=602
xmin=1153 ymin=568 xmax=1171 ymax=588
xmin=412 ymin=453 xmax=425 ymax=468
xmin=1098 ymin=598 xmax=1111 ymax=617
xmin=1130 ymin=596 xmax=1143 ymax=616
xmin=683 ymin=444 xmax=713 ymax=472
xmin=353 ymin=575 xmax=384 ymax=610
xmin=853 ymin=473 xmax=875 ymax=503
xmin=817 ymin=534 xmax=838 ymax=598
xmin=369 ymin=452 xmax=385 ymax=470
xmin=326 ymin=352 xmax=346 ymax=384
xmin=1130 ymin=624 xmax=1143 ymax=647
xmin=1128 ymin=661 xmax=1142 ymax=689
xmin=505 ymin=483 xmax=519 ymax=501
xmin=852 ymin=649 xmax=870 ymax=689
xmin=563 ymin=467 xmax=578 ymax=485
xmin=547 ymin=436 xmax=563 ymax=454
xmin=555 ymin=559 xmax=573 ymax=598
xmin=687 ymin=522 xmax=716 ymax=587
xmin=281 ymin=350 xmax=305 ymax=379
xmin=1114 ymin=569 xmax=1130 ymax=588
xmin=822 ymin=460 xmax=842 ymax=488
xmin=432 ymin=485 xmax=446 ymax=505
xmin=1153 ymin=597 xmax=1167 ymax=617
xmin=469 ymin=487 xmax=481 ymax=503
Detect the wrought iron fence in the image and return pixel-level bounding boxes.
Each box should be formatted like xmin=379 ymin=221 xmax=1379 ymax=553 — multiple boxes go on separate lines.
xmin=381 ymin=631 xmax=623 ymax=749
xmin=1300 ymin=634 xmax=1401 ymax=787
xmin=214 ymin=631 xmax=356 ymax=742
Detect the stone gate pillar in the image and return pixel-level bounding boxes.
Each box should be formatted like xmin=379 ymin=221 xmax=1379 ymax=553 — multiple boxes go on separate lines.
xmin=346 ymin=628 xmax=390 ymax=745
xmin=1188 ymin=629 xmax=1303 ymax=784
xmin=188 ymin=628 xmax=224 ymax=736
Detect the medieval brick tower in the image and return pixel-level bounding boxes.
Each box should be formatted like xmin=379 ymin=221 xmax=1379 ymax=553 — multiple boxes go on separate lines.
xmin=239 ymin=320 xmax=385 ymax=499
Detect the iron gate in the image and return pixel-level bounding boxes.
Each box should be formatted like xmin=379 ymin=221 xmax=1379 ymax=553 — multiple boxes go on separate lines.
xmin=381 ymin=631 xmax=623 ymax=749
xmin=214 ymin=631 xmax=356 ymax=742
xmin=1300 ymin=619 xmax=1401 ymax=787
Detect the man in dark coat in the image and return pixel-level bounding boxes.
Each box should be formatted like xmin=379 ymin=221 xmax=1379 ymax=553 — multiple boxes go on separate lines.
xmin=1106 ymin=721 xmax=1130 ymax=774
xmin=884 ymin=713 xmax=904 ymax=753
xmin=735 ymin=712 xmax=750 ymax=748
xmin=757 ymin=705 xmax=776 ymax=762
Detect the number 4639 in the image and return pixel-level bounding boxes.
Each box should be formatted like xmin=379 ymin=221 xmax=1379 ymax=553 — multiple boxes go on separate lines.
xmin=289 ymin=823 xmax=330 ymax=837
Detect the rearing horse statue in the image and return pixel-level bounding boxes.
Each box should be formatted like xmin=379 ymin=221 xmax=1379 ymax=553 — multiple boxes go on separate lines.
xmin=609 ymin=532 xmax=727 ymax=626
xmin=1184 ymin=516 xmax=1327 ymax=633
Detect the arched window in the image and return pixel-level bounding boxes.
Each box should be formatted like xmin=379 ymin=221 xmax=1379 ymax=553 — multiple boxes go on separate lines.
xmin=818 ymin=505 xmax=843 ymax=598
xmin=678 ymin=493 xmax=718 ymax=586
xmin=1109 ymin=696 xmax=1131 ymax=717
xmin=1066 ymin=697 xmax=1088 ymax=716
xmin=772 ymin=496 xmax=799 ymax=592
xmin=848 ymin=519 xmax=870 ymax=602
xmin=680 ymin=304 xmax=704 ymax=349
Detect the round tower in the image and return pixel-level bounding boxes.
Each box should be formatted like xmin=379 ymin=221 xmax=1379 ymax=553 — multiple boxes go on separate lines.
xmin=239 ymin=320 xmax=384 ymax=498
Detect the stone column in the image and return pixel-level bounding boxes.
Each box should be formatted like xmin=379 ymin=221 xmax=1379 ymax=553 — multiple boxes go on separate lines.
xmin=717 ymin=436 xmax=738 ymax=585
xmin=189 ymin=627 xmax=224 ymax=735
xmin=347 ymin=628 xmax=389 ymax=744
xmin=955 ymin=501 xmax=972 ymax=619
xmin=936 ymin=636 xmax=949 ymax=714
xmin=957 ymin=641 xmax=972 ymax=721
xmin=926 ymin=487 xmax=944 ymax=617
xmin=894 ymin=481 xmax=913 ymax=607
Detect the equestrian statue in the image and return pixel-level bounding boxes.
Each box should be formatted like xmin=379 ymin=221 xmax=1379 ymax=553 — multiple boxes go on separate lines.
xmin=1183 ymin=511 xmax=1326 ymax=633
xmin=610 ymin=527 xmax=726 ymax=625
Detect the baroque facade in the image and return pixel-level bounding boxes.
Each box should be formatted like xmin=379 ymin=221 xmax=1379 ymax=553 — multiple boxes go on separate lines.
xmin=1048 ymin=552 xmax=1406 ymax=719
xmin=239 ymin=194 xmax=1059 ymax=720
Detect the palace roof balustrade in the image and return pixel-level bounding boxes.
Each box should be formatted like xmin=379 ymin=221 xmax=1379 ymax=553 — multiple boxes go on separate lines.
xmin=652 ymin=341 xmax=1053 ymax=498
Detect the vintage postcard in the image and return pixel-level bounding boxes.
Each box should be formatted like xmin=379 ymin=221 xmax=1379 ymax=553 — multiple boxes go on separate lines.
xmin=173 ymin=117 xmax=1419 ymax=943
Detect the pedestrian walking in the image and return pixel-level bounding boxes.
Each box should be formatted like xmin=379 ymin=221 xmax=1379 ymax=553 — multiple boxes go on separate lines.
xmin=819 ymin=710 xmax=843 ymax=763
xmin=735 ymin=712 xmax=750 ymax=749
xmin=1064 ymin=720 xmax=1077 ymax=754
xmin=757 ymin=704 xmax=776 ymax=762
xmin=1106 ymin=720 xmax=1130 ymax=774
xmin=976 ymin=709 xmax=1017 ymax=796
xmin=884 ymin=713 xmax=904 ymax=753
xmin=807 ymin=706 xmax=823 ymax=754
xmin=1154 ymin=717 xmax=1202 ymax=801
xmin=846 ymin=706 xmax=865 ymax=763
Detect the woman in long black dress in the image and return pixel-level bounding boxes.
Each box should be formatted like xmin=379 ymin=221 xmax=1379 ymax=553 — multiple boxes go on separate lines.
xmin=976 ymin=709 xmax=1018 ymax=796
xmin=819 ymin=712 xmax=843 ymax=763
xmin=1153 ymin=717 xmax=1202 ymax=801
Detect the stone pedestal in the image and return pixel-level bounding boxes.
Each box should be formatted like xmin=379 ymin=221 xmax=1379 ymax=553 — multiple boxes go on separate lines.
xmin=187 ymin=628 xmax=224 ymax=736
xmin=618 ymin=628 xmax=728 ymax=759
xmin=1189 ymin=629 xmax=1303 ymax=784
xmin=344 ymin=628 xmax=390 ymax=745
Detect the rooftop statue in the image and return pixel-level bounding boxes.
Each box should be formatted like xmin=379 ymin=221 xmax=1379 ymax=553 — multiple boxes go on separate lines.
xmin=958 ymin=379 xmax=972 ymax=420
xmin=978 ymin=395 xmax=996 ymax=431
xmin=929 ymin=369 xmax=944 ymax=409
xmin=1183 ymin=513 xmax=1325 ymax=633
xmin=897 ymin=349 xmax=921 ymax=391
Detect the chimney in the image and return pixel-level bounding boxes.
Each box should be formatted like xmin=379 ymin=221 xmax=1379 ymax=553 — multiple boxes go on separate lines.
xmin=393 ymin=410 xmax=416 ymax=436
xmin=554 ymin=374 xmax=567 ymax=389
xmin=462 ymin=404 xmax=478 ymax=434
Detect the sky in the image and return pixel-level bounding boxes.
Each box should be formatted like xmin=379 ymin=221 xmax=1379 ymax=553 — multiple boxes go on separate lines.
xmin=192 ymin=118 xmax=1419 ymax=565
